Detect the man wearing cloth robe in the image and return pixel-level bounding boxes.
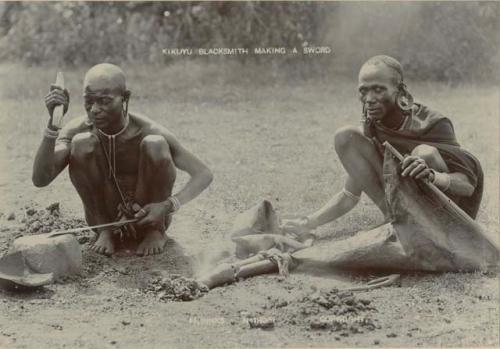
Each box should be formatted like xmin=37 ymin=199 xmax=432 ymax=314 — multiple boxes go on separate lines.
xmin=283 ymin=55 xmax=483 ymax=236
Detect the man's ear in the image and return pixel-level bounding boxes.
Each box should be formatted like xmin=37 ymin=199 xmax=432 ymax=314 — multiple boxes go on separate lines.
xmin=122 ymin=90 xmax=131 ymax=102
xmin=396 ymin=83 xmax=413 ymax=112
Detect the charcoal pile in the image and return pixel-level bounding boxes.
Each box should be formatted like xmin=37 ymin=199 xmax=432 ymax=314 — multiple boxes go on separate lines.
xmin=267 ymin=288 xmax=380 ymax=334
xmin=20 ymin=202 xmax=86 ymax=235
xmin=145 ymin=275 xmax=209 ymax=301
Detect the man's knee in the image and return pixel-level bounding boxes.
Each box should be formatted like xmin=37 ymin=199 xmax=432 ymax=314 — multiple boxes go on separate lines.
xmin=70 ymin=132 xmax=99 ymax=161
xmin=140 ymin=135 xmax=173 ymax=163
xmin=334 ymin=126 xmax=365 ymax=152
xmin=412 ymin=144 xmax=447 ymax=171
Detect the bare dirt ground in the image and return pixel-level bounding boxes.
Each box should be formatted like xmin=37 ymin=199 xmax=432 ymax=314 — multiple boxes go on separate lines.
xmin=0 ymin=63 xmax=498 ymax=348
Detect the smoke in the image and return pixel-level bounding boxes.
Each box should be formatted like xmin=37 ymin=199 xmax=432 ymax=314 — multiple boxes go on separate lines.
xmin=323 ymin=2 xmax=422 ymax=73
xmin=191 ymin=240 xmax=234 ymax=279
xmin=320 ymin=2 xmax=499 ymax=83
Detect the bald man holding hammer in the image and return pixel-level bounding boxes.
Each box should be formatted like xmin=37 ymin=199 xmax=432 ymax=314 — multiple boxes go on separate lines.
xmin=33 ymin=63 xmax=213 ymax=256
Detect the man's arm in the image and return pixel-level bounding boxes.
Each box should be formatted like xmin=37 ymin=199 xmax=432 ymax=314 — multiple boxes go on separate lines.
xmin=32 ymin=138 xmax=70 ymax=187
xmin=32 ymin=85 xmax=72 ymax=187
xmin=164 ymin=132 xmax=214 ymax=206
xmin=401 ymin=155 xmax=475 ymax=197
xmin=134 ymin=126 xmax=213 ymax=227
xmin=305 ymin=176 xmax=361 ymax=228
xmin=430 ymin=171 xmax=475 ymax=197
xmin=281 ymin=176 xmax=360 ymax=236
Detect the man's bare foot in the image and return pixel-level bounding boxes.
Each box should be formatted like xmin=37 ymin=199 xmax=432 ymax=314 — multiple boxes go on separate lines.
xmin=136 ymin=230 xmax=167 ymax=256
xmin=91 ymin=230 xmax=115 ymax=256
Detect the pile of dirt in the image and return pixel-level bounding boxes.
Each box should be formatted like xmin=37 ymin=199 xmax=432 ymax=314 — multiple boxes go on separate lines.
xmin=145 ymin=275 xmax=209 ymax=301
xmin=264 ymin=288 xmax=380 ymax=335
xmin=17 ymin=202 xmax=88 ymax=242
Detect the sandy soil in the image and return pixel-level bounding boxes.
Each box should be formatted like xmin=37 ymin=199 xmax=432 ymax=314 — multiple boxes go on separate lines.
xmin=0 ymin=64 xmax=498 ymax=348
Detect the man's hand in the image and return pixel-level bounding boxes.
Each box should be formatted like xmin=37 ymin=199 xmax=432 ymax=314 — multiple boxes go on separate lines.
xmin=134 ymin=201 xmax=173 ymax=229
xmin=281 ymin=217 xmax=314 ymax=237
xmin=401 ymin=155 xmax=434 ymax=180
xmin=44 ymin=84 xmax=70 ymax=128
xmin=114 ymin=202 xmax=140 ymax=239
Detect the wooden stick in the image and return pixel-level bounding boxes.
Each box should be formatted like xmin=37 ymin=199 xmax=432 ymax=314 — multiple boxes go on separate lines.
xmin=46 ymin=218 xmax=138 ymax=238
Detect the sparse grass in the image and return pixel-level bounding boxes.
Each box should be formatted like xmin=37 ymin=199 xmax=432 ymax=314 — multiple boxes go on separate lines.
xmin=0 ymin=61 xmax=498 ymax=348
xmin=1 ymin=61 xmax=497 ymax=233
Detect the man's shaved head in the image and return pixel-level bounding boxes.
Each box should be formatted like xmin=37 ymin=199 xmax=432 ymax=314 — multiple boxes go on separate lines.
xmin=84 ymin=63 xmax=127 ymax=94
xmin=359 ymin=55 xmax=404 ymax=86
xmin=357 ymin=55 xmax=409 ymax=123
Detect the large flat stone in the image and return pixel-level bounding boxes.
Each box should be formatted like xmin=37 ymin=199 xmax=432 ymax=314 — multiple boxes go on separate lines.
xmin=11 ymin=234 xmax=82 ymax=279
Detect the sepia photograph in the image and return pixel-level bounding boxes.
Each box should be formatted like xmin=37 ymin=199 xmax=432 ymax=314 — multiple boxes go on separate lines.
xmin=0 ymin=1 xmax=498 ymax=348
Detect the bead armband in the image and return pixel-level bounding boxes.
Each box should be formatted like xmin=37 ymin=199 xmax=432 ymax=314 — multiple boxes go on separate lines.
xmin=430 ymin=170 xmax=451 ymax=192
xmin=43 ymin=127 xmax=59 ymax=139
xmin=167 ymin=196 xmax=181 ymax=213
xmin=342 ymin=188 xmax=361 ymax=202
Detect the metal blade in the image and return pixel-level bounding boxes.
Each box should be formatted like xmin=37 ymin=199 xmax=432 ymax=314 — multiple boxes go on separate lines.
xmin=52 ymin=72 xmax=65 ymax=129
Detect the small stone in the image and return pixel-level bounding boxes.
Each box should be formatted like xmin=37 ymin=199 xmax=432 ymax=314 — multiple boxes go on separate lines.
xmin=46 ymin=202 xmax=60 ymax=214
xmin=7 ymin=213 xmax=15 ymax=220
xmin=359 ymin=298 xmax=371 ymax=305
xmin=276 ymin=300 xmax=288 ymax=308
xmin=374 ymin=339 xmax=380 ymax=345
xmin=77 ymin=236 xmax=90 ymax=244
xmin=121 ymin=320 xmax=130 ymax=326
xmin=387 ymin=332 xmax=397 ymax=338
xmin=443 ymin=318 xmax=451 ymax=324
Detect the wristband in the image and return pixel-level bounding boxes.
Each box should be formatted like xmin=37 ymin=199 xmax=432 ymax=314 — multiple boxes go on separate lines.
xmin=43 ymin=127 xmax=60 ymax=139
xmin=431 ymin=170 xmax=451 ymax=192
xmin=342 ymin=188 xmax=361 ymax=202
xmin=167 ymin=196 xmax=181 ymax=213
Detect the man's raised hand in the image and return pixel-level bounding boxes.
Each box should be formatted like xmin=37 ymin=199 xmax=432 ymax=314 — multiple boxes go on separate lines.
xmin=281 ymin=216 xmax=313 ymax=237
xmin=44 ymin=84 xmax=69 ymax=129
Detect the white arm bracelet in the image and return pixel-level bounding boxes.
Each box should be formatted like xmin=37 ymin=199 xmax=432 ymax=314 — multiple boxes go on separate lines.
xmin=432 ymin=170 xmax=451 ymax=192
xmin=167 ymin=196 xmax=181 ymax=213
xmin=342 ymin=188 xmax=361 ymax=202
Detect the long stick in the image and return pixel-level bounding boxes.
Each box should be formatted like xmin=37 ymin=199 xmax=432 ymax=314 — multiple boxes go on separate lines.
xmin=47 ymin=219 xmax=138 ymax=238
xmin=384 ymin=141 xmax=470 ymax=220
xmin=383 ymin=141 xmax=497 ymax=249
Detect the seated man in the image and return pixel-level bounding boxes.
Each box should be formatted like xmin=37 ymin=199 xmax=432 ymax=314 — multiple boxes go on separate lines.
xmin=33 ymin=63 xmax=213 ymax=256
xmin=283 ymin=55 xmax=483 ymax=237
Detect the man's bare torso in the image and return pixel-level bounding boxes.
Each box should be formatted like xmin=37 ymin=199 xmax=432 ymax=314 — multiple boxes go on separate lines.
xmin=58 ymin=112 xmax=169 ymax=178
